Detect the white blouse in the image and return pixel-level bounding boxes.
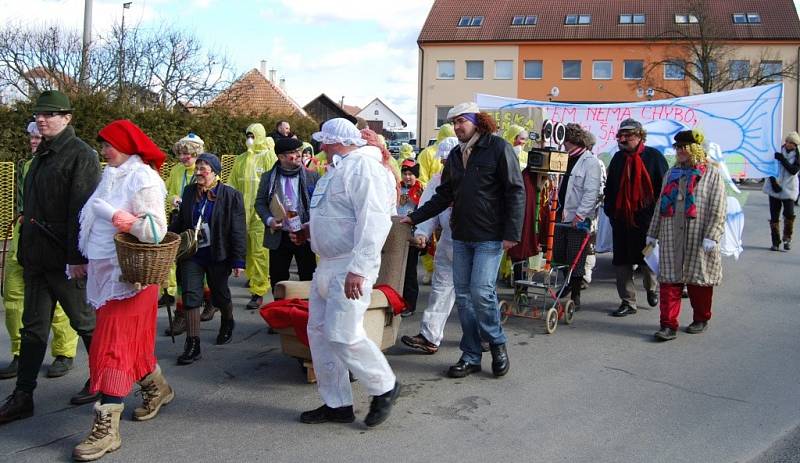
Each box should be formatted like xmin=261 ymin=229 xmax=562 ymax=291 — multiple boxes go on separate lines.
xmin=79 ymin=155 xmax=167 ymax=309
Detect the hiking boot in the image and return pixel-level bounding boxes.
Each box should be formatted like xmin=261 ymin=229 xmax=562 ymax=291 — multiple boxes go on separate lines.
xmin=0 ymin=356 xmax=18 ymax=380
xmin=163 ymin=310 xmax=186 ymax=336
xmin=245 ymin=295 xmax=263 ymax=311
xmin=216 ymin=319 xmax=235 ymax=345
xmin=0 ymin=389 xmax=33 ymax=424
xmin=401 ymin=334 xmax=438 ymax=354
xmin=686 ymin=321 xmax=709 ymax=334
xmin=177 ymin=336 xmax=201 ymax=365
xmin=364 ymin=382 xmax=400 ymax=427
xmin=200 ymin=302 xmax=218 ymax=322
xmin=72 ymin=402 xmax=123 ymax=461
xmin=133 ymin=364 xmax=174 ymax=421
xmin=71 ymin=379 xmax=101 ymax=405
xmin=300 ymin=404 xmax=355 ymax=424
xmin=46 ymin=356 xmax=74 ymax=378
xmin=654 ymin=327 xmax=677 ymax=341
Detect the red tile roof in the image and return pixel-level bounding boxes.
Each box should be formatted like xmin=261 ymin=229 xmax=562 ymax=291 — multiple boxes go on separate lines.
xmin=418 ymin=0 xmax=800 ymax=43
xmin=341 ymin=104 xmax=362 ymax=116
xmin=208 ymin=69 xmax=307 ymax=117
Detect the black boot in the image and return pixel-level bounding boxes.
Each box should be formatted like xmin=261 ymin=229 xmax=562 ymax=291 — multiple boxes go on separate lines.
xmin=569 ymin=278 xmax=582 ymax=310
xmin=490 ymin=344 xmax=510 ymax=377
xmin=216 ymin=304 xmax=234 ymax=345
xmin=364 ymin=382 xmax=400 ymax=427
xmin=0 ymin=389 xmax=33 ymax=424
xmin=177 ymin=337 xmax=201 ymax=365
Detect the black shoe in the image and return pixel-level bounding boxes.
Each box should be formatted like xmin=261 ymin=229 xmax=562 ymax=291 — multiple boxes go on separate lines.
xmin=216 ymin=319 xmax=235 ymax=345
xmin=681 ymin=287 xmax=690 ymax=298
xmin=654 ymin=327 xmax=677 ymax=341
xmin=158 ymin=293 xmax=175 ymax=307
xmin=686 ymin=321 xmax=708 ymax=334
xmin=46 ymin=356 xmax=74 ymax=378
xmin=364 ymin=382 xmax=401 ymax=427
xmin=0 ymin=356 xmax=18 ymax=380
xmin=177 ymin=336 xmax=202 ymax=365
xmin=245 ymin=295 xmax=263 ymax=311
xmin=300 ymin=404 xmax=355 ymax=424
xmin=447 ymin=360 xmax=482 ymax=378
xmin=611 ymin=303 xmax=637 ymax=317
xmin=70 ymin=379 xmax=100 ymax=405
xmin=646 ymin=290 xmax=659 ymax=308
xmin=0 ymin=389 xmax=33 ymax=424
xmin=490 ymin=344 xmax=510 ymax=377
xmin=480 ymin=341 xmax=490 ymax=353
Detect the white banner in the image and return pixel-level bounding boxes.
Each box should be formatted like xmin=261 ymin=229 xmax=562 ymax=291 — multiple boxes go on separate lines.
xmin=477 ymin=83 xmax=784 ymax=179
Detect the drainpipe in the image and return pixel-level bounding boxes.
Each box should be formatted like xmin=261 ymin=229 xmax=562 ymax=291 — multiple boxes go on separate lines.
xmin=417 ymin=44 xmax=424 ymax=150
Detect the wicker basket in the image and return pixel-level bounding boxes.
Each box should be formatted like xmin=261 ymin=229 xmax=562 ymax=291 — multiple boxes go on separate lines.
xmin=114 ymin=232 xmax=180 ymax=288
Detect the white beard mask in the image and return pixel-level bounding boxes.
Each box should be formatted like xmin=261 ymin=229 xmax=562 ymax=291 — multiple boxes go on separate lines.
xmin=513 ymin=145 xmax=523 ymax=155
xmin=246 ymin=138 xmax=255 ymax=148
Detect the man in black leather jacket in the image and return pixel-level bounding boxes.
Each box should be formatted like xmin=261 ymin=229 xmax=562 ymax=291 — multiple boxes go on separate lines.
xmin=406 ymin=102 xmax=524 ymax=379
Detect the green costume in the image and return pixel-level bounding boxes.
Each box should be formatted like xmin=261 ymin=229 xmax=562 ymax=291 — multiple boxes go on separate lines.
xmin=226 ymin=123 xmax=276 ymax=296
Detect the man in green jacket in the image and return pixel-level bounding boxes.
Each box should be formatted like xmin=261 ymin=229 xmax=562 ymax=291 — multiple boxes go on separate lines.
xmin=0 ymin=91 xmax=101 ymax=425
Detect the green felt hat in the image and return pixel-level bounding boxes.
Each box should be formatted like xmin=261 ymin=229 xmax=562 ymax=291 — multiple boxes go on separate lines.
xmin=32 ymin=90 xmax=73 ymax=113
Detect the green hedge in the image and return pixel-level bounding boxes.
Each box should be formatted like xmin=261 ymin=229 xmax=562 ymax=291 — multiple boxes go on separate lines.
xmin=0 ymin=93 xmax=318 ymax=162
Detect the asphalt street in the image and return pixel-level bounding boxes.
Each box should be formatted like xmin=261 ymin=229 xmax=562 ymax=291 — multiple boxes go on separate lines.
xmin=0 ymin=184 xmax=798 ymax=463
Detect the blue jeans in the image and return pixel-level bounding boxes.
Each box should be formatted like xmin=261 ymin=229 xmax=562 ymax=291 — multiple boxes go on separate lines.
xmin=452 ymin=240 xmax=506 ymax=364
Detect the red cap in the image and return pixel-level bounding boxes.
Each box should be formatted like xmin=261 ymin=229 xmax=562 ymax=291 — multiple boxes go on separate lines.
xmin=98 ymin=120 xmax=166 ymax=171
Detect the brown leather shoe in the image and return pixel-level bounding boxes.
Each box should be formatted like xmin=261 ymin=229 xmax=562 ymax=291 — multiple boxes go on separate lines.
xmin=200 ymin=302 xmax=218 ymax=322
xmin=164 ymin=311 xmax=186 ymax=336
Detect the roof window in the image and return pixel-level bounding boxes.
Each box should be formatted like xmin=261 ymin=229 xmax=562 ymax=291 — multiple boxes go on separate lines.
xmin=620 ymin=14 xmax=646 ymax=24
xmin=458 ymin=16 xmax=484 ymax=27
xmin=733 ymin=13 xmax=761 ymax=24
xmin=512 ymin=15 xmax=538 ymax=26
xmin=565 ymin=14 xmax=591 ymax=25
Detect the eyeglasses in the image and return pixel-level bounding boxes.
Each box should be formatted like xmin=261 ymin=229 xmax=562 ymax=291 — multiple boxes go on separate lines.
xmin=33 ymin=112 xmax=65 ymax=119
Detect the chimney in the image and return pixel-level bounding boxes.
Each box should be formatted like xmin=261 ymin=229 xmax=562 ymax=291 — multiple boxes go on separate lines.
xmin=259 ymin=60 xmax=267 ymax=77
xmin=269 ymin=69 xmax=277 ymax=82
xmin=279 ymin=77 xmax=286 ymax=90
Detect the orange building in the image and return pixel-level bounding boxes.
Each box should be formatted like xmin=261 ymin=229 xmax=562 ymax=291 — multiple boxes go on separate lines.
xmin=417 ymin=0 xmax=800 ymax=144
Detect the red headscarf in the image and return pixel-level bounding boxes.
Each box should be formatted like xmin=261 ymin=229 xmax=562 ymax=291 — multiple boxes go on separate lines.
xmin=98 ymin=120 xmax=166 ymax=171
xmin=614 ymin=142 xmax=654 ymax=227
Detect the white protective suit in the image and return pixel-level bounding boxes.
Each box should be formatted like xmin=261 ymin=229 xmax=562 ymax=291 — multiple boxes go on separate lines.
xmin=414 ymin=174 xmax=454 ymax=346
xmin=307 ymin=145 xmax=397 ymax=407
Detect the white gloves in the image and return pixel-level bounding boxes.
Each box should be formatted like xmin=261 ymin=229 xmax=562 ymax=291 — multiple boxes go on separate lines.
xmin=646 ymin=236 xmax=658 ymax=246
xmin=90 ymin=197 xmax=117 ymax=222
xmin=702 ymin=238 xmax=716 ymax=252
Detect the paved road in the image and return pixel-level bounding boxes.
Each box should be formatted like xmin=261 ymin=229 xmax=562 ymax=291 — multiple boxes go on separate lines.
xmin=0 ymin=186 xmax=798 ymax=462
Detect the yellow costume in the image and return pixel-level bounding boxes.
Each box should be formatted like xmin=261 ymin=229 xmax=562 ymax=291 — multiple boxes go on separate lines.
xmin=418 ymin=124 xmax=455 ymax=186
xmin=226 ymin=123 xmax=276 ymax=297
xmin=164 ymin=162 xmax=196 ymax=297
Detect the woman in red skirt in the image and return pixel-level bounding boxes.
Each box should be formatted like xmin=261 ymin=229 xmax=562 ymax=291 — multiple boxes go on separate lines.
xmin=73 ymin=120 xmax=173 ymax=461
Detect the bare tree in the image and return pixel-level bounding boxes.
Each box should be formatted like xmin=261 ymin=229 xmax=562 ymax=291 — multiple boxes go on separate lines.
xmin=639 ymin=0 xmax=797 ymax=97
xmin=0 ymin=20 xmax=236 ymax=108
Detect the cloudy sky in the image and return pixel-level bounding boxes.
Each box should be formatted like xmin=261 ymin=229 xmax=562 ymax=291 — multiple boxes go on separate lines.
xmin=0 ymin=0 xmax=433 ymax=131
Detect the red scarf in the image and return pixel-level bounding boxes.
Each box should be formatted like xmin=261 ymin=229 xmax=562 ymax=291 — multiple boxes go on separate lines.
xmin=614 ymin=143 xmax=654 ymax=227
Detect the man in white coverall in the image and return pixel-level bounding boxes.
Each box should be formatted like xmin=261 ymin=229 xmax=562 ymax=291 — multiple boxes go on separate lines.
xmin=401 ymin=137 xmax=459 ymax=354
xmin=291 ymin=118 xmax=400 ymax=428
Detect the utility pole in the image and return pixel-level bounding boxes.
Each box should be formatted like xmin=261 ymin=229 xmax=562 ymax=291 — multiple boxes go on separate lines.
xmin=79 ymin=0 xmax=93 ymax=88
xmin=118 ymin=2 xmax=132 ymax=99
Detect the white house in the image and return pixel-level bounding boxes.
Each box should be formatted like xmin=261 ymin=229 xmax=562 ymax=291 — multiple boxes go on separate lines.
xmin=356 ymin=97 xmax=407 ymax=131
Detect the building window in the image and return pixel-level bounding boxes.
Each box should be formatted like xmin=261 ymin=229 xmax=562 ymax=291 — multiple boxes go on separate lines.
xmin=623 ymin=60 xmax=644 ymax=80
xmin=494 ymin=60 xmax=513 ymax=80
xmin=592 ymin=60 xmax=612 ymax=80
xmin=512 ymin=15 xmax=538 ymax=25
xmin=466 ymin=60 xmax=484 ymax=79
xmin=619 ymin=14 xmax=645 ymax=24
xmin=664 ymin=60 xmax=685 ymax=80
xmin=562 ymin=60 xmax=581 ymax=79
xmin=733 ymin=13 xmax=761 ymax=24
xmin=457 ymin=16 xmax=484 ymax=27
xmin=565 ymin=14 xmax=591 ymax=25
xmin=675 ymin=14 xmax=699 ymax=23
xmin=695 ymin=60 xmax=718 ymax=81
xmin=374 ymin=110 xmax=379 ymax=116
xmin=760 ymin=61 xmax=783 ymax=82
xmin=729 ymin=60 xmax=750 ymax=80
xmin=523 ymin=60 xmax=543 ymax=79
xmin=436 ymin=106 xmax=453 ymax=128
xmin=436 ymin=60 xmax=455 ymax=79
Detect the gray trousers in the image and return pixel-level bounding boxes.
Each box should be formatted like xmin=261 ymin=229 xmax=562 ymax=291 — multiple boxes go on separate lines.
xmin=614 ymin=264 xmax=657 ymax=308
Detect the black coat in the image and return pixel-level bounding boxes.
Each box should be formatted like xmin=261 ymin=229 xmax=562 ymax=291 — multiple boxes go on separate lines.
xmin=410 ymin=132 xmax=525 ymax=242
xmin=18 ymin=126 xmax=100 ymax=272
xmin=254 ymin=166 xmax=319 ymax=250
xmin=603 ymin=145 xmax=669 ymax=265
xmin=170 ymin=183 xmax=247 ymax=266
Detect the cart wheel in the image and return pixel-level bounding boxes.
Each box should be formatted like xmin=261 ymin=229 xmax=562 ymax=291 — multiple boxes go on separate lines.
xmin=499 ymin=300 xmax=513 ymax=324
xmin=518 ymin=293 xmax=529 ymax=307
xmin=545 ymin=308 xmax=558 ymax=334
xmin=563 ymin=300 xmax=575 ymax=325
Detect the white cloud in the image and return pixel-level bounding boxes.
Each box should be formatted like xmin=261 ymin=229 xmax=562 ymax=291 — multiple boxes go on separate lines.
xmin=0 ymin=0 xmax=159 ymax=34
xmin=274 ymin=0 xmax=432 ymax=31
